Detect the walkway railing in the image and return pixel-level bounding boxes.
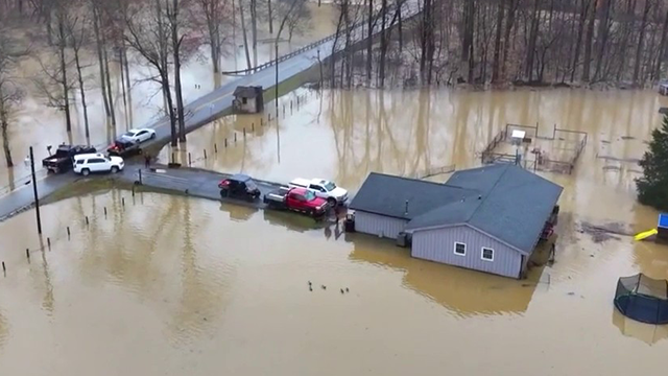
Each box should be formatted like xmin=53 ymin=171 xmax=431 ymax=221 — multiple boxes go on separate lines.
xmin=221 ymin=2 xmax=420 ymax=76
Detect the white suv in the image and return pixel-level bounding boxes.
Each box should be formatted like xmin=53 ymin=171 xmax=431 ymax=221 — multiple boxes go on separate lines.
xmin=73 ymin=153 xmax=124 ymax=176
xmin=288 ymin=178 xmax=348 ymax=206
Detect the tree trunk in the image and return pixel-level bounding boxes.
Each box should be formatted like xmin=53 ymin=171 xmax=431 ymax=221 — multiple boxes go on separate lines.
xmin=92 ymin=5 xmax=111 ymax=122
xmin=239 ymin=0 xmax=252 ymax=70
xmin=366 ymin=0 xmax=373 ymax=83
xmin=593 ymin=0 xmax=612 ymax=81
xmin=268 ymin=0 xmax=273 ymax=34
xmin=570 ymin=0 xmax=588 ymax=82
xmin=57 ymin=11 xmax=72 ymax=132
xmin=581 ymin=0 xmax=595 ymax=82
xmin=102 ymin=43 xmax=116 ymax=127
xmin=379 ymin=0 xmax=387 ymax=87
xmin=74 ymin=43 xmax=90 ymax=139
xmin=397 ymin=1 xmax=402 ymax=52
xmin=634 ymin=0 xmax=652 ymax=85
xmin=0 ymin=104 xmax=12 ymax=168
xmin=501 ymin=0 xmax=516 ymax=81
xmin=250 ymin=0 xmax=258 ymax=67
xmin=524 ymin=0 xmax=540 ymax=82
xmin=491 ymin=0 xmax=505 ymax=83
xmin=654 ymin=8 xmax=668 ymax=81
xmin=461 ymin=0 xmax=474 ymax=82
xmin=171 ymin=0 xmax=186 ymax=142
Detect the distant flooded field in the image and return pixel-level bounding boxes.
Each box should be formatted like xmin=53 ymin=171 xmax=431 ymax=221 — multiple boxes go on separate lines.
xmin=0 ymin=87 xmax=667 ymax=374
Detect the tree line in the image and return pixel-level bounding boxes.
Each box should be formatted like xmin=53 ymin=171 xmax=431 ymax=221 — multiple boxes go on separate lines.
xmin=0 ymin=0 xmax=311 ymax=168
xmin=325 ymin=0 xmax=668 ymax=87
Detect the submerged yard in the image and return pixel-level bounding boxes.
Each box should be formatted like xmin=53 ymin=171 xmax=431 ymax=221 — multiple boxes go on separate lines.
xmin=1 ymin=87 xmax=668 ymax=375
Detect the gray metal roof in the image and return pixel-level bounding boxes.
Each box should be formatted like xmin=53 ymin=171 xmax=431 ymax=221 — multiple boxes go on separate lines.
xmin=233 ymin=86 xmax=262 ymax=98
xmin=349 ymin=172 xmax=478 ymax=220
xmin=406 ymin=164 xmax=563 ymax=254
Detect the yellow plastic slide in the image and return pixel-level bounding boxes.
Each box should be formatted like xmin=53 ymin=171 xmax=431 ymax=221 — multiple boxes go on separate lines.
xmin=634 ymin=229 xmax=658 ymax=241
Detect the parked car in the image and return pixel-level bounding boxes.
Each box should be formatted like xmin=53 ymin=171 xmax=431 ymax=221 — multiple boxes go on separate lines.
xmin=264 ymin=186 xmax=330 ymax=217
xmin=42 ymin=144 xmax=97 ymax=174
xmin=73 ymin=153 xmax=124 ymax=176
xmin=107 ymin=139 xmax=142 ymax=157
xmin=120 ymin=128 xmax=156 ymax=143
xmin=288 ymin=178 xmax=348 ymax=206
xmin=219 ymin=173 xmax=261 ymax=200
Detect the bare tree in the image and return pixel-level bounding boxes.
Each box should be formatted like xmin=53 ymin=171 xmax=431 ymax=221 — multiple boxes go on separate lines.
xmin=166 ymin=0 xmax=187 ymax=142
xmin=33 ymin=0 xmax=75 ymax=132
xmin=124 ymin=0 xmax=177 ymax=146
xmin=0 ymin=19 xmax=28 ymax=167
xmin=64 ymin=14 xmax=92 ymax=139
xmin=194 ymin=0 xmax=232 ymax=73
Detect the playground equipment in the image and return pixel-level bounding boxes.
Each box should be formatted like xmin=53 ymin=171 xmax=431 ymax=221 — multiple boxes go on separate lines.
xmin=614 ymin=274 xmax=668 ymax=325
xmin=633 ymin=213 xmax=668 ymax=242
xmin=635 ymin=229 xmax=658 ymax=241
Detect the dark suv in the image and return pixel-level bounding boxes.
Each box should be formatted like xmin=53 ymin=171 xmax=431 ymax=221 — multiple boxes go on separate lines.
xmin=218 ymin=174 xmax=261 ymax=200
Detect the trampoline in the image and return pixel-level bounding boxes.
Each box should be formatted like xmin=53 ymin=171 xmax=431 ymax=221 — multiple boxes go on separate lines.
xmin=614 ymin=274 xmax=668 ymax=325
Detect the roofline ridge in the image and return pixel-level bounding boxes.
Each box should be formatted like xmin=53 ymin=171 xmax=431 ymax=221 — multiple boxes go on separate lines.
xmin=368 ymin=171 xmax=472 ymax=190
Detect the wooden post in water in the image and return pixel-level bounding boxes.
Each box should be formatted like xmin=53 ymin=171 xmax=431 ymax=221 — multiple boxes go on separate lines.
xmin=188 ymin=152 xmax=192 ymax=166
xmin=204 ymin=149 xmax=207 ymax=159
xmin=67 ymin=226 xmax=71 ymax=239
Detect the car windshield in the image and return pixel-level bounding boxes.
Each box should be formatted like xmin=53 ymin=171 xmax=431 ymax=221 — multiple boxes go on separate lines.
xmin=323 ymin=181 xmax=336 ymax=191
xmin=304 ymin=190 xmax=316 ymax=201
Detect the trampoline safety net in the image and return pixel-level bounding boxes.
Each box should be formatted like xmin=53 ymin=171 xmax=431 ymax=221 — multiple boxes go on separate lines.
xmin=614 ymin=274 xmax=668 ymax=325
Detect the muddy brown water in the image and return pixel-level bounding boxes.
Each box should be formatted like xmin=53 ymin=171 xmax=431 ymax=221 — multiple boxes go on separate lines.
xmin=1 ymin=87 xmax=668 ymax=375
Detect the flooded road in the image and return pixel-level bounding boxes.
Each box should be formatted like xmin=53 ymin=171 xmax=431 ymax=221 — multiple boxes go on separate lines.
xmin=0 ymin=87 xmax=667 ymax=374
xmin=0 ymin=3 xmax=339 ymax=190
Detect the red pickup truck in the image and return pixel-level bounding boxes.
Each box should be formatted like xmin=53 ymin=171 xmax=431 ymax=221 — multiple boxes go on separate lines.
xmin=263 ymin=186 xmax=330 ymax=217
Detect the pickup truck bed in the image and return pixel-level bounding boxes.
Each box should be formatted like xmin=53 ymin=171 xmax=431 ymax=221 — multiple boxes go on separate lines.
xmin=264 ymin=187 xmax=330 ymax=218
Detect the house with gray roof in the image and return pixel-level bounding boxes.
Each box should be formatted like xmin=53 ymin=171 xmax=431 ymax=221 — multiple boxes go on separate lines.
xmin=348 ymin=164 xmax=563 ymax=278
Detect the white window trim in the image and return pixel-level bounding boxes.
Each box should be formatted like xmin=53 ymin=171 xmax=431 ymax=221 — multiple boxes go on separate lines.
xmin=454 ymin=242 xmax=466 ymax=256
xmin=481 ymin=247 xmax=494 ymax=262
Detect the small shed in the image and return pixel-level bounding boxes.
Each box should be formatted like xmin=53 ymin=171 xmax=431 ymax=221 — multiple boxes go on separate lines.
xmin=659 ymin=83 xmax=668 ymax=96
xmin=233 ymin=86 xmax=264 ymax=114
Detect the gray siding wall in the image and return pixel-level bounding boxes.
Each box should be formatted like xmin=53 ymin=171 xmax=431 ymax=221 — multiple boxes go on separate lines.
xmin=354 ymin=211 xmax=408 ymax=239
xmin=411 ymin=225 xmax=522 ymax=278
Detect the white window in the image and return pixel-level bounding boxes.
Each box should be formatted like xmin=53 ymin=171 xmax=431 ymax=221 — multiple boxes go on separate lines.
xmin=481 ymin=247 xmax=494 ymax=262
xmin=454 ymin=242 xmax=466 ymax=256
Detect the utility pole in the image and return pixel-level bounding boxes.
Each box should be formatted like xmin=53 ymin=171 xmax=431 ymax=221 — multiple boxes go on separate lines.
xmin=29 ymin=146 xmax=42 ymax=235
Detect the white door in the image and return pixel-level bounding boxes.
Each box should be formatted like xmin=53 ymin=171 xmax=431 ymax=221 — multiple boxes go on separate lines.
xmin=137 ymin=130 xmax=148 ymax=142
xmin=308 ymin=184 xmax=326 ymax=199
xmin=88 ymin=158 xmax=106 ymax=172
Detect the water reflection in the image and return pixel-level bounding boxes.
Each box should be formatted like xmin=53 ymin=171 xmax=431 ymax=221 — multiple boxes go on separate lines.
xmin=347 ymin=234 xmax=538 ymax=317
xmin=168 ymin=88 xmax=668 ymax=193
xmin=612 ymin=310 xmax=668 ymax=345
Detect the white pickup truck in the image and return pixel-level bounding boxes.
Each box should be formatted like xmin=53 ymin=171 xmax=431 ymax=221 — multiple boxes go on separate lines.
xmin=288 ymin=178 xmax=349 ymax=206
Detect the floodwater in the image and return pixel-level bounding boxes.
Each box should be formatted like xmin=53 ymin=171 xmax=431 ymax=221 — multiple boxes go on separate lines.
xmin=0 ymin=3 xmax=339 ymax=190
xmin=0 ymin=88 xmax=667 ymax=375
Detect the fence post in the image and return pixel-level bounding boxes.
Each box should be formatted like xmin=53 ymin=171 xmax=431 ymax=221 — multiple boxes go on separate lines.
xmin=234 ymin=133 xmax=237 ymax=143
xmin=204 ymin=149 xmax=207 ymax=159
xmin=138 ymin=169 xmax=143 ymax=185
xmin=214 ymin=144 xmax=218 ymax=153
xmin=188 ymin=152 xmax=192 ymax=166
xmin=224 ymin=138 xmax=228 ymax=147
